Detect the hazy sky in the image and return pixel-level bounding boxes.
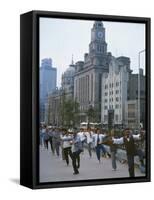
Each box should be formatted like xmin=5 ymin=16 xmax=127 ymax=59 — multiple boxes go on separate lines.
xmin=39 ymin=17 xmax=145 ymax=87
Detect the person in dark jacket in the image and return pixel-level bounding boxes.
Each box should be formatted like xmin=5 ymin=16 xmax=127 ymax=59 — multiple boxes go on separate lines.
xmin=71 ymin=131 xmax=83 ymax=175
xmin=44 ymin=128 xmax=50 ymax=150
xmin=48 ymin=128 xmax=55 ymax=154
xmin=112 ymin=129 xmax=141 ymax=177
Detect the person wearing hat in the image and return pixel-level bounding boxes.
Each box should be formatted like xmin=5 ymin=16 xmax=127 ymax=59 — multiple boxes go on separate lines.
xmin=112 ymin=128 xmax=141 ymax=177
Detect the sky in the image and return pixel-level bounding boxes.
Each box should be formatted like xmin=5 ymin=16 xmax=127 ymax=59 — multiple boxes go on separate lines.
xmin=39 ymin=17 xmax=145 ymax=87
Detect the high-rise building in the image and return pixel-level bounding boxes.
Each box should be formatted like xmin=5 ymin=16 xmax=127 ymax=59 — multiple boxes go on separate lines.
xmin=40 ymin=58 xmax=57 ymax=122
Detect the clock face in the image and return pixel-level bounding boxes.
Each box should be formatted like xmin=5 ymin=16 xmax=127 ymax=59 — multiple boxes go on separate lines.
xmin=97 ymin=31 xmax=103 ymax=39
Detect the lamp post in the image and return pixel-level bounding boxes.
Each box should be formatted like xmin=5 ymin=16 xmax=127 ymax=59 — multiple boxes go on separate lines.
xmin=138 ymin=49 xmax=145 ymax=129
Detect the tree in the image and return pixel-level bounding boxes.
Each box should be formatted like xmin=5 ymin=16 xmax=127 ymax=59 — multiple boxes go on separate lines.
xmin=86 ymin=106 xmax=99 ymax=123
xmin=60 ymin=98 xmax=80 ymax=128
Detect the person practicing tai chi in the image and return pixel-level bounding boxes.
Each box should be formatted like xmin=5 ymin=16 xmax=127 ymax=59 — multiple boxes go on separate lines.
xmin=71 ymin=131 xmax=83 ymax=175
xmin=112 ymin=128 xmax=143 ymax=177
xmin=93 ymin=129 xmax=107 ymax=163
xmin=60 ymin=129 xmax=73 ymax=166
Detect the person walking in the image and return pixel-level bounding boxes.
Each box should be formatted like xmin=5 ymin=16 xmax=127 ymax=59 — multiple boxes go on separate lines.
xmin=48 ymin=128 xmax=55 ymax=155
xmin=52 ymin=128 xmax=61 ymax=157
xmin=112 ymin=128 xmax=141 ymax=177
xmin=85 ymin=127 xmax=94 ymax=158
xmin=44 ymin=128 xmax=50 ymax=150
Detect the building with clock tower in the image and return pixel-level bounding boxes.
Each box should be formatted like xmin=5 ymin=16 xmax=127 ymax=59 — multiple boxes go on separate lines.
xmin=89 ymin=21 xmax=108 ymax=67
xmin=74 ymin=21 xmax=111 ymax=122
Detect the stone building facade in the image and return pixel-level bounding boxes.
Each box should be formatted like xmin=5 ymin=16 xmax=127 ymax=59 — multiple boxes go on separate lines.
xmin=126 ymin=69 xmax=145 ymax=128
xmin=101 ymin=56 xmax=131 ymax=127
xmin=61 ymin=60 xmax=75 ymax=100
xmin=74 ymin=21 xmax=111 ymax=122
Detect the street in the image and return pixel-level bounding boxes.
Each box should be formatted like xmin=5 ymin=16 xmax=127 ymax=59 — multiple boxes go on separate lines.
xmin=39 ymin=146 xmax=144 ymax=182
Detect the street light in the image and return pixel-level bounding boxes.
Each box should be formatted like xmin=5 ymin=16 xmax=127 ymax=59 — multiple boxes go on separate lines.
xmin=138 ymin=49 xmax=145 ymax=129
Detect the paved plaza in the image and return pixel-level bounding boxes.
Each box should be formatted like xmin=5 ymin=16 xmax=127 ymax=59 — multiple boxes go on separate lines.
xmin=39 ymin=146 xmax=144 ymax=183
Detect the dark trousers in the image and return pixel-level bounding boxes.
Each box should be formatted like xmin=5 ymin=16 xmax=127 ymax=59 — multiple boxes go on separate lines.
xmin=63 ymin=147 xmax=73 ymax=165
xmin=55 ymin=142 xmax=60 ymax=156
xmin=44 ymin=140 xmax=48 ymax=150
xmin=87 ymin=143 xmax=92 ymax=157
xmin=111 ymin=151 xmax=117 ymax=170
xmin=127 ymin=155 xmax=135 ymax=177
xmin=95 ymin=144 xmax=106 ymax=161
xmin=49 ymin=138 xmax=55 ymax=154
xmin=72 ymin=150 xmax=82 ymax=173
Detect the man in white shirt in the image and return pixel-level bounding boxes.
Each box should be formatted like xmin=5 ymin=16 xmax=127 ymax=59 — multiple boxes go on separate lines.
xmin=93 ymin=129 xmax=107 ymax=163
xmin=77 ymin=128 xmax=86 ymax=151
xmin=60 ymin=129 xmax=73 ymax=166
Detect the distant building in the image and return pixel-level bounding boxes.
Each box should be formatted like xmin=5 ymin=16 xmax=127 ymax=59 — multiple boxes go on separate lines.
xmin=125 ymin=100 xmax=139 ymax=129
xmin=126 ymin=69 xmax=145 ymax=128
xmin=40 ymin=58 xmax=57 ymax=122
xmin=101 ymin=56 xmax=131 ymax=127
xmin=61 ymin=59 xmax=75 ymax=100
xmin=74 ymin=21 xmax=111 ymax=122
xmin=45 ymin=88 xmax=62 ymax=126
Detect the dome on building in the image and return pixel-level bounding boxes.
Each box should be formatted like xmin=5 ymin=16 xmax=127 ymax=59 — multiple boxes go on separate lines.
xmin=62 ymin=57 xmax=75 ymax=87
xmin=64 ymin=64 xmax=75 ymax=76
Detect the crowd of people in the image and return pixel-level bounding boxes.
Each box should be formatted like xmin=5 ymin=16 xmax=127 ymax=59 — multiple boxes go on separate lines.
xmin=40 ymin=126 xmax=145 ymax=177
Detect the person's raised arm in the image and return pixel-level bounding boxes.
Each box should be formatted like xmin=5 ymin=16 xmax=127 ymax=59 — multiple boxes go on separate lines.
xmin=113 ymin=137 xmax=124 ymax=145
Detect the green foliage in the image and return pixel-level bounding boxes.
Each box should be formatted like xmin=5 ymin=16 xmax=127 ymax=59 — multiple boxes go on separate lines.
xmin=86 ymin=106 xmax=99 ymax=123
xmin=60 ymin=98 xmax=80 ymax=128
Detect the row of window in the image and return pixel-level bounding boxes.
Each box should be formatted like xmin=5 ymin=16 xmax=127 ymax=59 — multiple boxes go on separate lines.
xmin=104 ymin=82 xmax=121 ymax=89
xmin=104 ymin=97 xmax=120 ymax=102
xmin=104 ymin=90 xmax=120 ymax=96
xmin=104 ymin=104 xmax=121 ymax=110
xmin=104 ymin=114 xmax=120 ymax=121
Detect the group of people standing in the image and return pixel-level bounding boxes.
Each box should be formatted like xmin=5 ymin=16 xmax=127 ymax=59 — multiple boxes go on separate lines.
xmin=40 ymin=126 xmax=145 ymax=177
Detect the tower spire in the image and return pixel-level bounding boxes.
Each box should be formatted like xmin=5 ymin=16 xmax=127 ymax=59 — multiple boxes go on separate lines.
xmin=71 ymin=54 xmax=74 ymax=65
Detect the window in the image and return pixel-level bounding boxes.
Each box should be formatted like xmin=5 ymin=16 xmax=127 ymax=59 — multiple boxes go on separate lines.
xmin=115 ymin=104 xmax=119 ymax=109
xmin=128 ymin=104 xmax=135 ymax=110
xmin=104 ymin=106 xmax=108 ymax=110
xmin=115 ymin=115 xmax=118 ymax=121
xmin=105 ymin=99 xmax=108 ymax=103
xmin=116 ymin=90 xmax=119 ymax=94
xmin=116 ymin=82 xmax=119 ymax=87
xmin=116 ymin=97 xmax=119 ymax=102
xmin=128 ymin=112 xmax=135 ymax=118
xmin=105 ymin=92 xmax=108 ymax=96
xmin=104 ymin=115 xmax=108 ymax=121
xmin=105 ymin=84 xmax=108 ymax=89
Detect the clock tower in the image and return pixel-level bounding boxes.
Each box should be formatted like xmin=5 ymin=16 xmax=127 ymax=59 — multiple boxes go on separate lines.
xmin=89 ymin=21 xmax=107 ymax=60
